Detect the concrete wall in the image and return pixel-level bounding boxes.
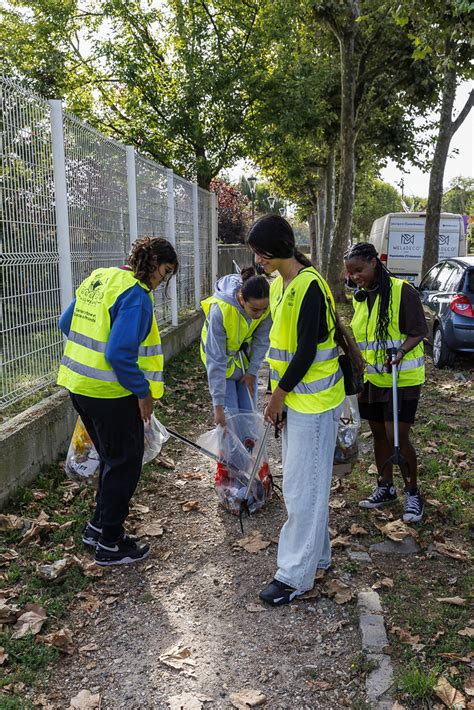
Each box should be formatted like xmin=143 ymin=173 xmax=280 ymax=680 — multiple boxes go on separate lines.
xmin=0 ymin=312 xmax=204 ymax=509
xmin=217 ymin=244 xmax=252 ymax=278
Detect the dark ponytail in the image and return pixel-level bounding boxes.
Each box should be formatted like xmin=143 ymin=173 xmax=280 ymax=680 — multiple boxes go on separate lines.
xmin=247 ymin=214 xmax=313 ymax=269
xmin=240 ymin=265 xmax=270 ymax=301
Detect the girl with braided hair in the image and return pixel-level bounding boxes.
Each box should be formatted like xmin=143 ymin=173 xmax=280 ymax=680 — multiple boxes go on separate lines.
xmin=344 ymin=242 xmax=427 ymax=522
xmin=58 ymin=237 xmax=178 ymax=565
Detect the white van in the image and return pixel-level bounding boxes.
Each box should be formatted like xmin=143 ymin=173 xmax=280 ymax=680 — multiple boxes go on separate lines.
xmin=369 ymin=212 xmax=466 ymax=285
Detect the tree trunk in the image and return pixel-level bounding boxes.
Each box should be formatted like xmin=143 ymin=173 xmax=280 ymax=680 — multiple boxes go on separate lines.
xmin=308 ymin=210 xmax=319 ymax=265
xmin=423 ymin=54 xmax=474 ymax=275
xmin=317 ymin=167 xmax=327 ymax=268
xmin=321 ymin=146 xmax=336 ymax=278
xmin=327 ymin=31 xmax=357 ymax=302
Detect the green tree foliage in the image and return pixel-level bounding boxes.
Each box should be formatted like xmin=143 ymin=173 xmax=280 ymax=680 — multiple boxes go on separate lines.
xmin=441 ymin=177 xmax=474 ymax=216
xmin=352 ymin=177 xmax=403 ymax=241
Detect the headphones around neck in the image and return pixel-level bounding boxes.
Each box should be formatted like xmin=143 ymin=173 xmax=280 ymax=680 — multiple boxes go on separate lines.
xmin=353 ymin=283 xmax=379 ymax=302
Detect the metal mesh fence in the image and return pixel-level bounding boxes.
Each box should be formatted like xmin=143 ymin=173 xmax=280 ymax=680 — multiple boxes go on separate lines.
xmin=1 ymin=78 xmax=63 ymax=408
xmin=1 ymin=77 xmax=215 ymax=410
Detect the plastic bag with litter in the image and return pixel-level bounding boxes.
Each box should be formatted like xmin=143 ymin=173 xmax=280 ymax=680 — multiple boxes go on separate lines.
xmin=65 ymin=414 xmax=169 ymax=486
xmin=196 ymin=412 xmax=272 ymax=515
xmin=334 ymin=395 xmax=360 ymax=464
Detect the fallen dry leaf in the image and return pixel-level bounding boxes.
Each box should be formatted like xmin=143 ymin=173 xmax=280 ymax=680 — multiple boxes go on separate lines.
xmin=325 ymin=579 xmax=353 ymax=604
xmin=131 ymin=504 xmax=150 ymax=514
xmin=236 ymin=531 xmax=271 ymax=554
xmin=367 ymin=463 xmax=378 ymax=473
xmin=437 ymin=652 xmax=474 ymax=665
xmin=390 ymin=626 xmax=421 ymax=645
xmin=349 ymin=523 xmax=368 ymax=536
xmin=391 ymin=703 xmax=407 ymax=710
xmin=436 ymin=597 xmax=466 ymax=607
xmin=329 ymin=499 xmax=346 ymax=510
xmin=155 ymin=454 xmax=176 ymax=469
xmin=245 ymin=604 xmax=267 ymax=613
xmin=434 ymin=542 xmax=471 ymax=562
xmin=68 ymin=689 xmax=101 ymax=709
xmin=71 ymin=556 xmax=105 ymax=578
xmin=298 ymin=587 xmax=321 ymax=600
xmin=0 ymin=549 xmax=19 ymax=565
xmin=376 ymin=519 xmax=418 ymax=542
xmin=433 ymin=676 xmax=466 ymax=709
xmin=308 ymin=680 xmax=331 ymax=690
xmin=79 ymin=642 xmax=99 ymax=653
xmin=465 ymin=673 xmax=474 ymax=697
xmin=11 ymin=604 xmax=47 ymax=639
xmin=168 ymin=691 xmax=213 ymax=709
xmin=38 ymin=558 xmax=73 ymax=581
xmin=181 ymin=500 xmax=200 ymax=513
xmin=0 ymin=646 xmax=8 ymax=665
xmin=178 ymin=472 xmax=203 ymax=481
xmin=105 ymin=595 xmax=120 ymax=605
xmin=330 ymin=536 xmax=351 ymax=548
xmin=327 ymin=619 xmax=348 ymax=632
xmin=0 ymin=601 xmax=20 ymax=624
xmin=372 ymin=577 xmax=394 ymax=590
xmin=0 ymin=514 xmax=24 ymax=531
xmin=159 ymin=645 xmax=196 ymax=672
xmin=76 ymin=591 xmax=100 ymax=615
xmin=314 ymin=568 xmax=326 ymax=581
xmin=458 ymin=628 xmax=474 ymax=638
xmin=41 ymin=628 xmax=74 ymax=654
xmin=135 ymin=520 xmax=164 ymax=537
xmin=229 ymin=689 xmax=266 ymax=709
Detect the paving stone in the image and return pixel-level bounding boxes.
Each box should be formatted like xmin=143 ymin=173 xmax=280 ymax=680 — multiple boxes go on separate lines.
xmin=358 ymin=590 xmax=382 ymax=614
xmin=359 ymin=613 xmax=388 ymax=653
xmin=366 ymin=653 xmax=394 ymax=703
xmin=347 ymin=549 xmax=372 ymax=564
xmin=370 ymin=537 xmax=420 ymax=555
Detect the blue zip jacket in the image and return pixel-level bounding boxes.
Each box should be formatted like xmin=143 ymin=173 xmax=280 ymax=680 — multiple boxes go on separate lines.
xmin=59 ymin=271 xmax=153 ymax=399
xmin=204 ymin=273 xmax=271 ymax=407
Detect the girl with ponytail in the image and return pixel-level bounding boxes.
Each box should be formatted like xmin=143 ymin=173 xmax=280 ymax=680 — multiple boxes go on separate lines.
xmin=247 ymin=214 xmax=348 ymax=606
xmin=344 ymin=242 xmax=427 ymax=523
xmin=200 ymin=266 xmax=271 ymax=427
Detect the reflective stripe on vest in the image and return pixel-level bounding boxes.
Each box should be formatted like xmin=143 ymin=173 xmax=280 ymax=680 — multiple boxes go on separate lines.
xmin=351 ymin=277 xmax=425 ymax=388
xmin=266 ymin=267 xmax=345 ymax=414
xmin=57 ymin=267 xmax=164 ymax=399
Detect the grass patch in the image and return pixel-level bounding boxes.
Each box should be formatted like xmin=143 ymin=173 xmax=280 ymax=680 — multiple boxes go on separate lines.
xmin=396 ymin=664 xmax=438 ymax=703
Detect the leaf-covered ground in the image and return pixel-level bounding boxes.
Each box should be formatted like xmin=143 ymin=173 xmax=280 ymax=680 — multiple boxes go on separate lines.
xmin=0 ymin=341 xmax=472 ymax=709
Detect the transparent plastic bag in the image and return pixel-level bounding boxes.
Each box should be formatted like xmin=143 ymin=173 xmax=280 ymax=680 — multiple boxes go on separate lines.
xmin=334 ymin=395 xmax=360 ymax=464
xmin=65 ymin=414 xmax=169 ymax=487
xmin=196 ymin=412 xmax=272 ymax=515
xmin=143 ymin=414 xmax=169 ymax=464
xmin=64 ymin=417 xmax=100 ymax=487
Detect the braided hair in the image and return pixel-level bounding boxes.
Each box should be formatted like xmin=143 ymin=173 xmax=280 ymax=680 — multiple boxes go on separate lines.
xmin=128 ymin=237 xmax=178 ymax=291
xmin=344 ymin=242 xmax=393 ymax=364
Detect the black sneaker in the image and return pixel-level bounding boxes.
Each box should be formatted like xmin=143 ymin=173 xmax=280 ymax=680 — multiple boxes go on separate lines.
xmin=259 ymin=579 xmax=305 ymax=607
xmin=94 ymin=534 xmax=150 ymax=566
xmin=82 ymin=523 xmax=102 ymax=548
xmin=403 ymin=488 xmax=424 ymax=523
xmin=359 ymin=479 xmax=397 ymax=509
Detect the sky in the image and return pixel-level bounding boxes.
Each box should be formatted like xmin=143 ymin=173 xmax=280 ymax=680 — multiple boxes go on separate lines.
xmin=228 ymin=81 xmax=473 ymax=200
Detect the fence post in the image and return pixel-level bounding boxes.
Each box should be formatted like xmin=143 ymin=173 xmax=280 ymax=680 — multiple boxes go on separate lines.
xmin=192 ymin=183 xmax=201 ymax=309
xmin=166 ymin=168 xmax=179 ymax=326
xmin=210 ymin=191 xmax=218 ymax=286
xmin=49 ymin=99 xmax=73 ymax=310
xmin=126 ymin=146 xmax=138 ymax=248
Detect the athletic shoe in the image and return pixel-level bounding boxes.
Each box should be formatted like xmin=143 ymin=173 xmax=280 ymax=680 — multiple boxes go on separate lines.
xmin=259 ymin=579 xmax=306 ymax=606
xmin=359 ymin=479 xmax=397 ymax=509
xmin=82 ymin=523 xmax=102 ymax=548
xmin=95 ymin=534 xmax=150 ymax=566
xmin=403 ymin=488 xmax=424 ymax=523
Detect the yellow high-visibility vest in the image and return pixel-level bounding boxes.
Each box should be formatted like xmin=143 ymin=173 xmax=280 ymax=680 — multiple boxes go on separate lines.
xmin=351 ymin=276 xmax=425 ymax=387
xmin=57 ymin=267 xmax=164 ymax=398
xmin=200 ymin=297 xmax=269 ymax=378
xmin=267 ymin=267 xmax=344 ymax=414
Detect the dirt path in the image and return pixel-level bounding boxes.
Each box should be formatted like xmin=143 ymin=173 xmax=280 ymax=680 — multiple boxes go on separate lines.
xmin=45 ymin=371 xmax=367 ymax=709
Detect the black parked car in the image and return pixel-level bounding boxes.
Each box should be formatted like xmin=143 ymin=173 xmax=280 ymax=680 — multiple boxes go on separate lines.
xmin=418 ymin=255 xmax=474 ymax=368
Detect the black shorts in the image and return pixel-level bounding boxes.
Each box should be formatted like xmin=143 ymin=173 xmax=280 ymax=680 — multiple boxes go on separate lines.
xmin=358 ymin=398 xmax=419 ymax=425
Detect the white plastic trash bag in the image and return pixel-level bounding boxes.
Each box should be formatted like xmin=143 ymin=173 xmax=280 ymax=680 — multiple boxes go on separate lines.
xmin=334 ymin=395 xmax=360 ymax=464
xmin=65 ymin=414 xmax=169 ymax=486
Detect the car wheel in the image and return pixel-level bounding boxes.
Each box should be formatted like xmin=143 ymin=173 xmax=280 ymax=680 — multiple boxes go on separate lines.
xmin=432 ymin=325 xmax=455 ymax=369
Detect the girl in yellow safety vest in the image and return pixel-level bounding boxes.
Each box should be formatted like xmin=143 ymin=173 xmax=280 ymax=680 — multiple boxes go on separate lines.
xmin=248 ymin=214 xmax=351 ymax=606
xmin=344 ymin=242 xmax=428 ymax=524
xmin=58 ymin=237 xmax=178 ymax=566
xmin=200 ymin=267 xmax=271 ymax=428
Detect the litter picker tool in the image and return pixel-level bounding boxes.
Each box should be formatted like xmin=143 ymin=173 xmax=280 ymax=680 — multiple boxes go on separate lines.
xmin=379 ymin=347 xmax=411 ymax=486
xmin=166 ymin=427 xmax=241 ymax=474
xmin=238 ymin=420 xmax=274 ymax=532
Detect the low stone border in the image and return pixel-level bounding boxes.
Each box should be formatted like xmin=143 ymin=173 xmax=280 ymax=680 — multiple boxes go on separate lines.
xmin=358 ymin=588 xmax=395 ymax=708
